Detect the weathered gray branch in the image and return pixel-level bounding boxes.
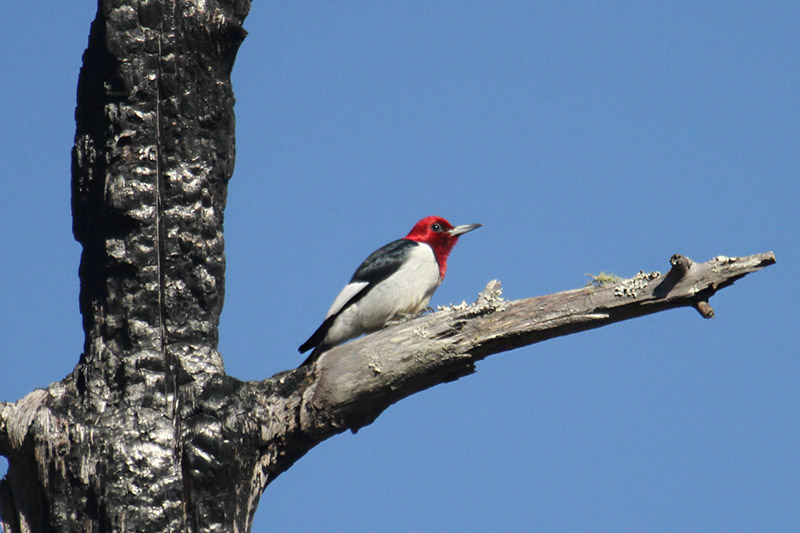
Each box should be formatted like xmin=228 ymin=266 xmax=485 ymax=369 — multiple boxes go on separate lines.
xmin=189 ymin=251 xmax=776 ymax=498
xmin=299 ymin=253 xmax=776 ymax=436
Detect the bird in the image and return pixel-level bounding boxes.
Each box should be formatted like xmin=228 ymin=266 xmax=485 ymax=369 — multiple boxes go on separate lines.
xmin=299 ymin=215 xmax=481 ymax=366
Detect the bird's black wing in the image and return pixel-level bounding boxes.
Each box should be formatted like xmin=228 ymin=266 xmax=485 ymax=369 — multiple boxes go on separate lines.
xmin=350 ymin=238 xmax=417 ymax=284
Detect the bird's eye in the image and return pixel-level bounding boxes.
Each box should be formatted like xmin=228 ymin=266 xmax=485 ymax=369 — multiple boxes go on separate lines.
xmin=431 ymin=223 xmax=443 ymax=232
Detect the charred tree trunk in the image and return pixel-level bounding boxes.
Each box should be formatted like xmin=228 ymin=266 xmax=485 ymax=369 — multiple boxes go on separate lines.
xmin=0 ymin=2 xmax=776 ymax=532
xmin=1 ymin=0 xmax=251 ymax=530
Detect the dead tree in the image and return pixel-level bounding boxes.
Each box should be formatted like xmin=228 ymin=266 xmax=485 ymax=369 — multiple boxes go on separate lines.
xmin=0 ymin=1 xmax=775 ymax=531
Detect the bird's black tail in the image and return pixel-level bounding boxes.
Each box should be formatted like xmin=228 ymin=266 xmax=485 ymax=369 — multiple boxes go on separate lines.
xmin=299 ymin=346 xmax=326 ymax=367
xmin=298 ymin=314 xmax=337 ymax=367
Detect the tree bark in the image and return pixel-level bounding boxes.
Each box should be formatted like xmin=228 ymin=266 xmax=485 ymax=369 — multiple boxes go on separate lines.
xmin=0 ymin=2 xmax=777 ymax=532
xmin=2 ymin=0 xmax=250 ymax=530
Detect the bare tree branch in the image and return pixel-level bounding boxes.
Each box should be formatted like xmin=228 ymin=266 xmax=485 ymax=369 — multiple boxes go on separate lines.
xmin=229 ymin=252 xmax=776 ymax=491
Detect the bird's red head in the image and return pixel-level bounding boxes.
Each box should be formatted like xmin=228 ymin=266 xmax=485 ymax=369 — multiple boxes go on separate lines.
xmin=404 ymin=216 xmax=481 ymax=279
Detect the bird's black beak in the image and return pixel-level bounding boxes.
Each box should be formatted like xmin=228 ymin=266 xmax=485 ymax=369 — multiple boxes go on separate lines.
xmin=448 ymin=223 xmax=481 ymax=237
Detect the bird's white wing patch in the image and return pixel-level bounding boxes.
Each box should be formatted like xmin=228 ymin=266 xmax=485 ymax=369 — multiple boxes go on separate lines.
xmin=324 ymin=281 xmax=369 ymax=318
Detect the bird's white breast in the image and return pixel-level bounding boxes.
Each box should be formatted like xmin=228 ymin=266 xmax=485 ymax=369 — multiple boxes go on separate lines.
xmin=324 ymin=243 xmax=440 ymax=345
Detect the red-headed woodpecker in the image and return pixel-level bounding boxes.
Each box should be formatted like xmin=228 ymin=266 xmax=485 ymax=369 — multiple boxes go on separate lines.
xmin=299 ymin=216 xmax=481 ymax=366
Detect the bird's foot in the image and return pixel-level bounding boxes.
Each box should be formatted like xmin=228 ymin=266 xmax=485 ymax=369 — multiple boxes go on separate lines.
xmin=383 ymin=308 xmax=431 ymax=328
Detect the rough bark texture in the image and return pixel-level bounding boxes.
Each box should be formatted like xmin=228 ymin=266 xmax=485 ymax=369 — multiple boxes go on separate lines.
xmin=0 ymin=1 xmax=777 ymax=532
xmin=2 ymin=0 xmax=251 ymax=530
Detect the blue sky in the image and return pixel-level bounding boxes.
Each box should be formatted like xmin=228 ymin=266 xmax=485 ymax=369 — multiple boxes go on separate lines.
xmin=2 ymin=2 xmax=798 ymax=531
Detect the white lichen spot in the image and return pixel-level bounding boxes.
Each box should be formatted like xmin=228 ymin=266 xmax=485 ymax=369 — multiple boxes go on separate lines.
xmin=442 ymin=280 xmax=508 ymax=318
xmin=367 ymin=354 xmax=382 ymax=374
xmin=469 ymin=280 xmax=507 ymax=314
xmin=614 ymin=270 xmax=661 ymax=298
xmin=439 ymin=300 xmax=469 ymax=311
